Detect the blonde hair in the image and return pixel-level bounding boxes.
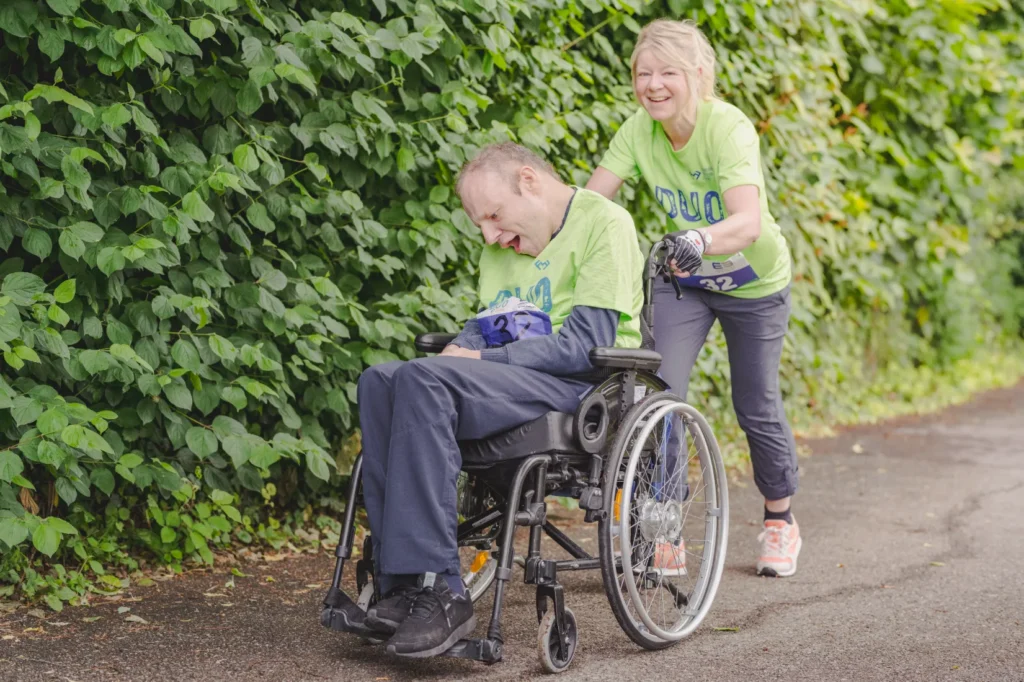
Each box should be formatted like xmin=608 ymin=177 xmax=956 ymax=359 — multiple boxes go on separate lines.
xmin=455 ymin=142 xmax=559 ymax=197
xmin=630 ymin=19 xmax=717 ymax=127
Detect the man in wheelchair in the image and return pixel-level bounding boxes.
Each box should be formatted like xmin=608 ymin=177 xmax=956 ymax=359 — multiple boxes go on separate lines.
xmin=331 ymin=142 xmax=645 ymax=658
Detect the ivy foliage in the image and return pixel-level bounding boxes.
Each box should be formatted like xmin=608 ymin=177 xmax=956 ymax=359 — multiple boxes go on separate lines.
xmin=0 ymin=0 xmax=1021 ymax=607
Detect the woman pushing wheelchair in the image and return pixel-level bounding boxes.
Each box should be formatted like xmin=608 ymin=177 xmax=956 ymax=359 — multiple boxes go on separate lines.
xmin=586 ymin=18 xmax=802 ymax=577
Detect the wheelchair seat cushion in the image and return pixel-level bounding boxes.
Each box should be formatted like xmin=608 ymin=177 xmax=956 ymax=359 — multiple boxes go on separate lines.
xmin=459 ymin=411 xmax=578 ymax=464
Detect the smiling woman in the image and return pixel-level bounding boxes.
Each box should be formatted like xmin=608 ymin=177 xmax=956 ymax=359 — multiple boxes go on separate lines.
xmin=586 ymin=18 xmax=803 ymax=579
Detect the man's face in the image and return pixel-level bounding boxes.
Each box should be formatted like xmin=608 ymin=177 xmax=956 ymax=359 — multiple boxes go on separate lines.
xmin=460 ymin=168 xmax=550 ymax=257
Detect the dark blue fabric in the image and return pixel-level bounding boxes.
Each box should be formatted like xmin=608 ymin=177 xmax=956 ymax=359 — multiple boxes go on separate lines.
xmin=478 ymin=305 xmax=618 ymax=376
xmin=357 ymin=356 xmax=591 ymax=581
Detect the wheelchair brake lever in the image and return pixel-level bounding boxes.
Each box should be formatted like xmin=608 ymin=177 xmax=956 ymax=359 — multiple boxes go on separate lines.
xmin=671 ymin=272 xmax=684 ymax=300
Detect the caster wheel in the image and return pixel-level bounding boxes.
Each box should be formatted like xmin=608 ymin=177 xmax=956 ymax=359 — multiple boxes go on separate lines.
xmin=537 ymin=607 xmax=578 ymax=673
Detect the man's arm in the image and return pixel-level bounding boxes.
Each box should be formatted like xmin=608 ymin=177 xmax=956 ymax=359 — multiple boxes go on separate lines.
xmin=478 ymin=305 xmax=618 ymax=376
xmin=442 ymin=318 xmax=487 ymax=353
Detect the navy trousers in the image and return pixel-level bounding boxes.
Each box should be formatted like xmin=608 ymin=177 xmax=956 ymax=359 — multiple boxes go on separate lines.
xmin=356 ymin=356 xmax=591 ymax=583
xmin=653 ymin=282 xmax=799 ymax=500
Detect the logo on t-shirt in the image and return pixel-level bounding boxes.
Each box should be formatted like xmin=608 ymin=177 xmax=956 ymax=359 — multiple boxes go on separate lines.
xmin=488 ymin=277 xmax=553 ymax=313
xmin=534 ymin=259 xmax=550 ymax=270
xmin=654 ymin=186 xmax=725 ymax=224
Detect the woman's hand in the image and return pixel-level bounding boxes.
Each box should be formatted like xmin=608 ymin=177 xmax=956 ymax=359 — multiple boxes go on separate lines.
xmin=663 ymin=230 xmax=705 ymax=278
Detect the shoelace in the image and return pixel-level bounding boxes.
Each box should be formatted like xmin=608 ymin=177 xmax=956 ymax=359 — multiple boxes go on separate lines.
xmin=758 ymin=525 xmax=790 ymax=554
xmin=383 ymin=585 xmax=418 ymax=612
xmin=407 ymin=587 xmax=446 ymax=621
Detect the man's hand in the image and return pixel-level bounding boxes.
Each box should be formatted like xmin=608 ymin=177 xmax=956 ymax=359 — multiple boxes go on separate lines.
xmin=440 ymin=345 xmax=482 ymax=359
xmin=664 ymin=230 xmax=705 ymax=278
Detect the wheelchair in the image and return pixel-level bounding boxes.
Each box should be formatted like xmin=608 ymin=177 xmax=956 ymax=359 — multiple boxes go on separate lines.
xmin=320 ymin=242 xmax=729 ymax=673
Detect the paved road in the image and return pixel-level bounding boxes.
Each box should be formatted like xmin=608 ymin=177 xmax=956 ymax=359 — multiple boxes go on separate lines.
xmin=3 ymin=383 xmax=1023 ymax=681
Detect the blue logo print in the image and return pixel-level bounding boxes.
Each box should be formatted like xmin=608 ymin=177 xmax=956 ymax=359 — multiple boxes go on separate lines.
xmin=489 ymin=277 xmax=553 ymax=313
xmin=534 ymin=259 xmax=550 ymax=270
xmin=691 ymin=171 xmax=701 ymax=180
xmin=654 ymin=185 xmax=725 ymax=224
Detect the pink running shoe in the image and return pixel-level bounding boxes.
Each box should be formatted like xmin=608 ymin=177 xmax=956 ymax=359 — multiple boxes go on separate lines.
xmin=756 ymin=518 xmax=802 ymax=577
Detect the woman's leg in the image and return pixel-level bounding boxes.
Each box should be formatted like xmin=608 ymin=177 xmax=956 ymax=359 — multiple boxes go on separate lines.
xmin=712 ymin=286 xmax=801 ymax=576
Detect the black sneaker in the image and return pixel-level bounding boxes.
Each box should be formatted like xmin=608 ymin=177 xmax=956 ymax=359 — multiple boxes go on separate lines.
xmin=320 ymin=587 xmax=381 ymax=638
xmin=385 ymin=574 xmax=475 ymax=658
xmin=365 ymin=584 xmax=418 ymax=634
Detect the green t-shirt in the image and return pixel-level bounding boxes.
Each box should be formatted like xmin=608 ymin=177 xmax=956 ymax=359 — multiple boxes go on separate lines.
xmin=599 ymin=99 xmax=791 ymax=299
xmin=476 ymin=188 xmax=644 ymax=349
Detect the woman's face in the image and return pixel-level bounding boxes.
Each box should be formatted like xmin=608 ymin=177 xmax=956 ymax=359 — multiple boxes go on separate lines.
xmin=633 ymin=49 xmax=690 ymax=123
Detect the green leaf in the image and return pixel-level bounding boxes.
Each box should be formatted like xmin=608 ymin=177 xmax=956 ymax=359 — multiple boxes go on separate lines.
xmin=160 ymin=167 xmax=193 ymax=197
xmin=37 ymin=409 xmax=69 ymax=435
xmin=245 ymin=203 xmax=275 ymax=233
xmin=183 ymin=191 xmax=215 ymax=222
xmin=58 ymin=231 xmax=85 ymax=260
xmin=0 ymin=451 xmax=24 ymax=483
xmin=48 ymin=304 xmax=70 ymax=326
xmin=221 ymin=386 xmax=247 ymax=410
xmin=0 ymin=517 xmax=29 ymax=547
xmin=37 ymin=441 xmax=65 ymax=467
xmin=119 ymin=453 xmax=143 ymax=469
xmin=306 ymin=449 xmax=331 ymax=481
xmin=70 ymin=221 xmax=104 ymax=242
xmin=208 ymin=334 xmax=237 ymax=361
xmin=32 ymin=523 xmax=60 ymax=557
xmin=260 ymin=270 xmax=287 ymax=291
xmin=13 ymin=344 xmax=39 ymax=363
xmin=97 ymin=247 xmax=126 ymax=275
xmin=131 ymin=107 xmax=159 ymax=136
xmin=46 ymin=0 xmax=81 ymax=16
xmin=91 ymin=468 xmax=115 ymax=495
xmin=102 ymin=104 xmax=133 ymax=128
xmin=396 ymin=147 xmax=415 ymax=172
xmin=2 ymin=272 xmax=45 ymax=305
xmin=137 ymin=35 xmax=165 ymax=65
xmin=23 ymin=228 xmax=52 ymax=259
xmin=161 ymin=526 xmax=176 ymax=543
xmin=233 ymin=144 xmax=259 ymax=173
xmin=11 ymin=396 xmax=42 ymax=425
xmin=189 ymin=18 xmax=216 ymax=40
xmin=236 ymin=81 xmax=263 ymax=116
xmin=186 ymin=427 xmax=218 ymax=458
xmin=0 ymin=2 xmax=39 ymax=38
xmin=54 ymin=279 xmax=76 ymax=303
xmin=163 ymin=382 xmax=193 ymax=410
xmin=171 ymin=339 xmax=201 ymax=372
xmin=23 ymin=112 xmax=40 ymax=140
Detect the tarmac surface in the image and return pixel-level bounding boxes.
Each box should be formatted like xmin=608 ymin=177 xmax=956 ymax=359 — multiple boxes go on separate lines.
xmin=2 ymin=383 xmax=1023 ymax=681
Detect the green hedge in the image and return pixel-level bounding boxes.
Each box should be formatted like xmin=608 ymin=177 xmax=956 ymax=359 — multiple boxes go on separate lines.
xmin=0 ymin=0 xmax=1021 ymax=607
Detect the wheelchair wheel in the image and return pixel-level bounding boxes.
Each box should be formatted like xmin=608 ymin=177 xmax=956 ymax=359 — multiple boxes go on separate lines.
xmin=598 ymin=391 xmax=729 ymax=649
xmin=537 ymin=607 xmax=578 ymax=673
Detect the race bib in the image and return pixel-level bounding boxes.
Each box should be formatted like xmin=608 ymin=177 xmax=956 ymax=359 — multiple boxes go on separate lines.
xmin=676 ymin=253 xmax=759 ymax=292
xmin=476 ymin=297 xmax=553 ymax=348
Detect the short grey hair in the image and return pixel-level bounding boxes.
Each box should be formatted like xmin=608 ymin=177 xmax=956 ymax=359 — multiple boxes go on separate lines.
xmin=455 ymin=142 xmax=560 ymax=197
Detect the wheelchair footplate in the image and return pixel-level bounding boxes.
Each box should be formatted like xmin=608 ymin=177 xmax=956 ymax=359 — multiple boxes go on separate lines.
xmin=443 ymin=637 xmax=503 ymax=664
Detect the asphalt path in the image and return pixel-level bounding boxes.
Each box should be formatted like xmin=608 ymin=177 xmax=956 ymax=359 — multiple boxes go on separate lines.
xmin=2 ymin=383 xmax=1023 ymax=681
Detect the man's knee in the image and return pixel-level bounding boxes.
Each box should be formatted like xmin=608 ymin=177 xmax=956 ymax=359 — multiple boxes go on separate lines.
xmin=357 ymin=360 xmax=404 ymax=403
xmin=393 ymin=356 xmax=464 ymax=389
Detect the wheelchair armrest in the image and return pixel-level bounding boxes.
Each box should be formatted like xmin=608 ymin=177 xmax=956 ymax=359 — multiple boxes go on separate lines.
xmin=415 ymin=333 xmax=457 ymax=353
xmin=589 ymin=347 xmax=662 ymax=372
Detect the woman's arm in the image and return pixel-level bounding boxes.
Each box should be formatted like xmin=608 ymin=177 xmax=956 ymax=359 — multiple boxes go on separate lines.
xmin=699 ymin=184 xmax=762 ymax=255
xmin=585 ymin=167 xmax=625 ymax=200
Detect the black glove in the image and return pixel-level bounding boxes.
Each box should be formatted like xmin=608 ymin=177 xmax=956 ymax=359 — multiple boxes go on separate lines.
xmin=662 ymin=230 xmax=706 ymax=276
